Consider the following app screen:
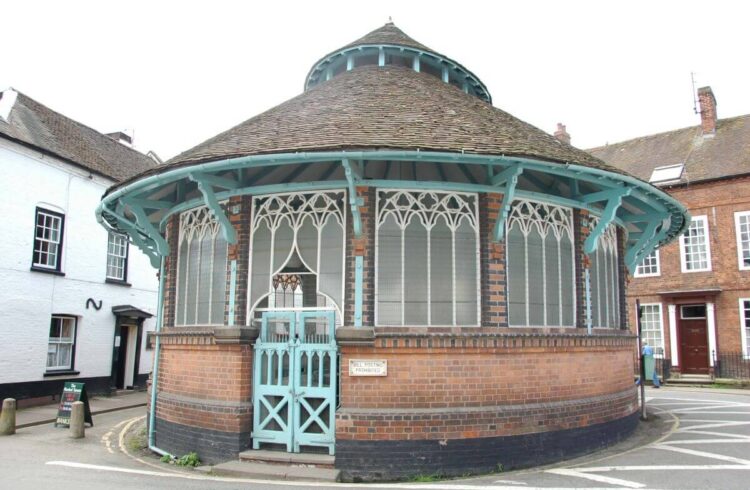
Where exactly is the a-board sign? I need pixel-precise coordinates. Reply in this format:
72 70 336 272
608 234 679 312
349 359 387 376
55 382 93 427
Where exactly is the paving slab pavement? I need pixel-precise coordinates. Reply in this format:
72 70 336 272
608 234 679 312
3 390 148 428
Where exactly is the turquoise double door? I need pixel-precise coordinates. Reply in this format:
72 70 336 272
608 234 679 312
252 310 338 455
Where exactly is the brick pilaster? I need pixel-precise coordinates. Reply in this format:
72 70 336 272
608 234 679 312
479 193 507 327
226 195 252 326
162 215 180 328
617 228 629 329
574 210 589 329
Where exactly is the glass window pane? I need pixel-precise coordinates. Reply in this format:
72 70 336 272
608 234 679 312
454 219 477 325
430 217 452 325
377 214 402 325
527 227 544 326
404 218 428 325
507 225 527 326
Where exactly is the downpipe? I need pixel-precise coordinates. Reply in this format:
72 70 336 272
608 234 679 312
148 257 172 457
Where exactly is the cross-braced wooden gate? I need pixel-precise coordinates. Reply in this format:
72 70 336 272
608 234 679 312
252 310 337 454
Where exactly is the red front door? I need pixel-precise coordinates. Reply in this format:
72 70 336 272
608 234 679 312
679 305 709 374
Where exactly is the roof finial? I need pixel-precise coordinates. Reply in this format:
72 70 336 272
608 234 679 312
387 16 393 24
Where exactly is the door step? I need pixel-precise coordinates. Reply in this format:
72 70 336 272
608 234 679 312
207 460 340 482
239 449 335 468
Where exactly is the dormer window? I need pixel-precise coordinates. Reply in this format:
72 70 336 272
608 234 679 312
649 164 684 184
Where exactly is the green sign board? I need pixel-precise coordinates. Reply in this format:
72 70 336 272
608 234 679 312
54 382 93 427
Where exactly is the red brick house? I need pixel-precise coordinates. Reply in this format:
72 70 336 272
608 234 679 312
589 87 750 378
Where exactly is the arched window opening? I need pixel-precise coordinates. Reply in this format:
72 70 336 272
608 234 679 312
175 206 228 326
248 191 346 326
506 200 575 327
375 190 479 326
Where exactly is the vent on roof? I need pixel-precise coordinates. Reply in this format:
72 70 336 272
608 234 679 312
649 163 684 183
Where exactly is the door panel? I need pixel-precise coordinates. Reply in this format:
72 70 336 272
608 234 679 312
680 318 709 374
252 310 337 454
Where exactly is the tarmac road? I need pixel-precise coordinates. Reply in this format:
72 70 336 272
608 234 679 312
1 387 748 489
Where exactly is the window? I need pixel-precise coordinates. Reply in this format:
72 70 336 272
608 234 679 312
735 211 750 270
376 190 479 326
106 232 129 282
635 248 660 277
175 206 229 326
47 316 76 371
639 304 664 355
740 299 750 358
32 207 64 272
506 200 576 327
589 219 621 328
680 304 706 319
248 191 346 325
680 216 711 272
649 163 684 184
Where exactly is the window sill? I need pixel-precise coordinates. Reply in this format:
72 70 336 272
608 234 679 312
105 278 131 287
43 370 79 377
30 266 65 277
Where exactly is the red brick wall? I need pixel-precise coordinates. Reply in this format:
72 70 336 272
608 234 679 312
344 187 375 326
628 175 750 358
155 334 253 434
337 331 636 441
226 195 251 326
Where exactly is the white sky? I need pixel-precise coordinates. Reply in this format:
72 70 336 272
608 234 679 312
2 0 748 161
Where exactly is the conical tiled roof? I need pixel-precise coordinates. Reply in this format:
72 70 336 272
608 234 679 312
341 22 433 52
160 65 617 175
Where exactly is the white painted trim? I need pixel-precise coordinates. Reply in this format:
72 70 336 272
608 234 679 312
734 211 750 271
680 215 712 273
739 298 750 359
707 302 717 367
639 303 665 354
668 304 679 365
634 248 661 277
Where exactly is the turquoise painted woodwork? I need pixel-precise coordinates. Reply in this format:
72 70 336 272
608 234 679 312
493 167 523 242
624 219 660 269
342 159 364 238
97 150 689 273
252 310 337 455
304 44 492 103
189 173 238 244
583 187 632 255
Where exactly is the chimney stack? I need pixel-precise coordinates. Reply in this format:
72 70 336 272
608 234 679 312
697 86 717 136
553 123 571 145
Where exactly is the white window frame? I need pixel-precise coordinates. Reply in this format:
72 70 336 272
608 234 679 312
106 231 129 281
374 189 481 327
47 315 76 371
639 303 665 355
740 298 750 359
680 215 712 273
32 207 64 271
735 211 750 271
634 248 661 277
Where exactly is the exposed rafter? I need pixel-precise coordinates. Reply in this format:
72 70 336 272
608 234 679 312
120 198 170 257
624 217 661 270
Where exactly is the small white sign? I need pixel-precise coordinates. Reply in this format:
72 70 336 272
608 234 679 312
349 359 387 377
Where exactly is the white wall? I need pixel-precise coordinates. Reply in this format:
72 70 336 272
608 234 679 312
0 139 158 384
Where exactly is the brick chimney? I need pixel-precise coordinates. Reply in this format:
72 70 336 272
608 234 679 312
697 86 717 136
553 123 571 145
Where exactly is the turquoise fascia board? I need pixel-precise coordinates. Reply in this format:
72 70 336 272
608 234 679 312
98 150 688 264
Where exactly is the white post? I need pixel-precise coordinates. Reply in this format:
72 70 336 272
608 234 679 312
70 401 85 439
668 304 679 366
0 398 16 435
707 302 717 367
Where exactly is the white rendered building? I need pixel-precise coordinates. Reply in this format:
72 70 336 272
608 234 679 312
0 88 159 404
